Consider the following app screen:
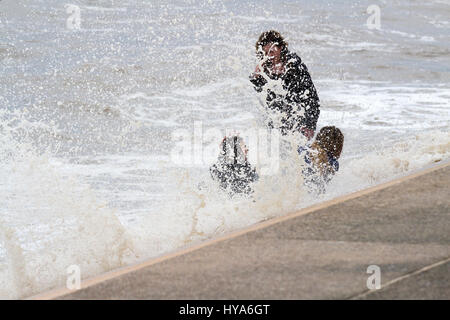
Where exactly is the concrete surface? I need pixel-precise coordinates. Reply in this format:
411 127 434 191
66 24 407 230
37 162 450 299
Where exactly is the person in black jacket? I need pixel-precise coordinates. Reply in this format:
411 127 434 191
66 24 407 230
210 136 259 197
250 30 320 140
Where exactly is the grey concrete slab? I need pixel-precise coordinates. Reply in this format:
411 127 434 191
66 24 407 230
49 163 450 299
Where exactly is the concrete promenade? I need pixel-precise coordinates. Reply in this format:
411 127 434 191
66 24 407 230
34 161 450 299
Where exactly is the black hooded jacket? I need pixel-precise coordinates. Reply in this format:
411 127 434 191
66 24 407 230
250 52 320 136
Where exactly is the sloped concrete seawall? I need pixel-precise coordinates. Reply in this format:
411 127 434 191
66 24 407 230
33 161 450 300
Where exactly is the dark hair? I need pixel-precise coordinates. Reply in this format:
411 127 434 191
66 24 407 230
315 126 344 159
255 30 289 62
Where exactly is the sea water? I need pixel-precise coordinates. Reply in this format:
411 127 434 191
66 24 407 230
0 0 449 298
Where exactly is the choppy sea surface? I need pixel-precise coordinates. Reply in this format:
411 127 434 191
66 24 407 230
0 0 449 298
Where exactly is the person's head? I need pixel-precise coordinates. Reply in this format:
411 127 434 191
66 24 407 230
314 126 344 159
255 30 288 63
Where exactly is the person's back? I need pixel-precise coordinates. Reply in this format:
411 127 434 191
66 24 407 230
210 136 259 197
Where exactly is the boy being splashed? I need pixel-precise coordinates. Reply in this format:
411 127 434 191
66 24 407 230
210 136 259 197
250 30 321 140
298 126 344 195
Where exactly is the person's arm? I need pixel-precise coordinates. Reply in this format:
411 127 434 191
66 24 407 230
249 65 267 92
